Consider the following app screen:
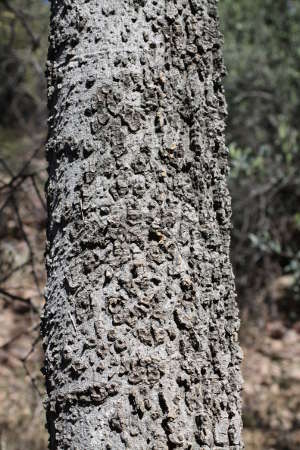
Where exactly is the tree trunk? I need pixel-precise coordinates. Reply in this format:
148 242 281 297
42 0 243 448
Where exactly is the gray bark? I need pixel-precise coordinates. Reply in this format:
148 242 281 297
42 0 243 449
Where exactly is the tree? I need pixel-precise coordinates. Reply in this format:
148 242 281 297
42 0 243 448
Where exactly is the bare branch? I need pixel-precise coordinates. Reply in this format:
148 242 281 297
0 287 38 313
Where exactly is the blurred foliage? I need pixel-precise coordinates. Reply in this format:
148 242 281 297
0 0 49 170
0 2 49 450
220 0 300 322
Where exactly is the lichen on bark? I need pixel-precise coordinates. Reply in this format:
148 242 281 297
42 0 243 448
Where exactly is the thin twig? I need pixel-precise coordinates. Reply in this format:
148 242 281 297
2 0 40 50
31 174 47 211
0 287 38 313
0 146 43 193
11 195 43 302
0 259 30 283
0 157 14 177
0 322 39 350
22 358 43 398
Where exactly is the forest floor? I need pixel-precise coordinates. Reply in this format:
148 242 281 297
242 325 300 449
0 161 300 449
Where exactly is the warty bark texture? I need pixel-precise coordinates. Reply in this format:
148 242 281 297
42 0 243 449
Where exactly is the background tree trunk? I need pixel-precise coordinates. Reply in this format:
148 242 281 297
42 0 243 448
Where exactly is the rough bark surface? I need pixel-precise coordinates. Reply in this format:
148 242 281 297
42 0 243 448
